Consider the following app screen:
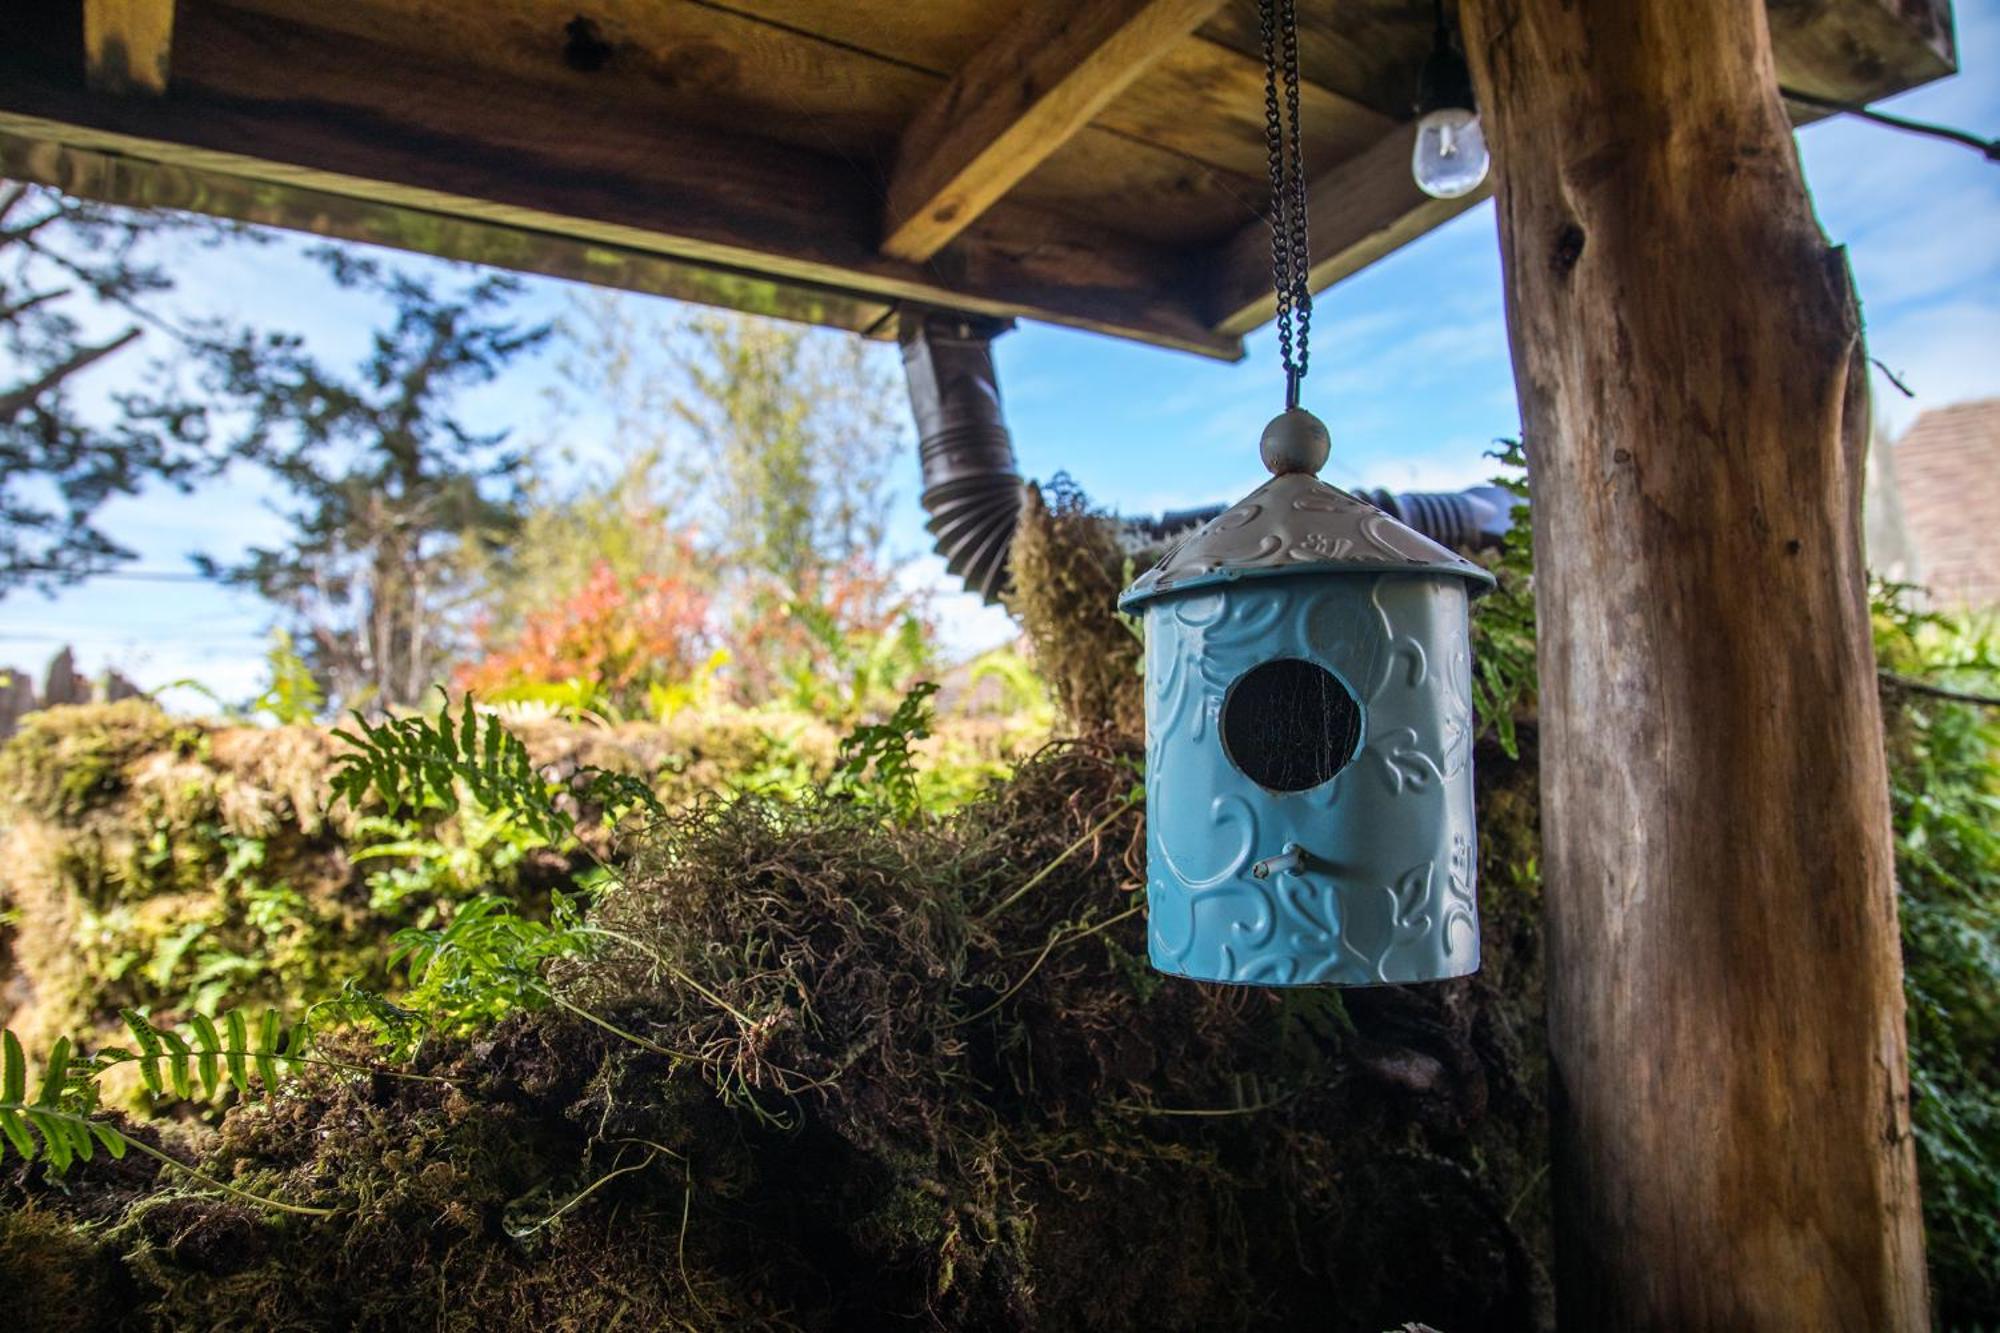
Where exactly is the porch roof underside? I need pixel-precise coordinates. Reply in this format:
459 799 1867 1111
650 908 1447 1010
1 0 1958 358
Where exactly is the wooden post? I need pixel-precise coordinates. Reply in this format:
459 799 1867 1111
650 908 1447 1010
1457 1 1929 1327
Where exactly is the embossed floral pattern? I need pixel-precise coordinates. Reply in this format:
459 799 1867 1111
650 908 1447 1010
1121 471 1492 608
1139 574 1481 987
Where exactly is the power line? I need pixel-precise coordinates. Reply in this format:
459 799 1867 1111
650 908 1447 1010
1782 86 2000 162
15 567 213 583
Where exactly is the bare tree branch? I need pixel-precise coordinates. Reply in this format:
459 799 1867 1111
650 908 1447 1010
0 287 72 324
1879 670 2000 709
0 325 143 420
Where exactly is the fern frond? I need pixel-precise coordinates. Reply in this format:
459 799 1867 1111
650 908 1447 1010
224 1010 252 1092
189 1014 222 1098
827 681 940 820
579 767 666 821
116 1006 297 1103
331 692 571 844
2 1025 346 1216
3 1029 112 1173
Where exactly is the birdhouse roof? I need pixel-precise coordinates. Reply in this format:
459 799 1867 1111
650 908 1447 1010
1118 470 1498 608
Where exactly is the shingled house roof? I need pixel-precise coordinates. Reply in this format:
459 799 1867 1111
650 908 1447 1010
1895 397 2000 611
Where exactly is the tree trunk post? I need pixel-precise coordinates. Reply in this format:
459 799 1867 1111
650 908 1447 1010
1456 1 1929 1327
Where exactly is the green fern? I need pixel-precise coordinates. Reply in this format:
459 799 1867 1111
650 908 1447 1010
389 893 596 1034
1 1013 333 1215
110 1007 303 1102
827 681 940 820
333 693 570 843
0 1032 119 1172
332 692 664 848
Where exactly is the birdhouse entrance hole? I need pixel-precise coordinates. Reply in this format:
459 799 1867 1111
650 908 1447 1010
1220 658 1362 793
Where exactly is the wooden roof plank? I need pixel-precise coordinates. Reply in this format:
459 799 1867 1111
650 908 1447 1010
0 127 899 336
0 6 1242 358
709 0 1390 181
1205 123 1486 336
221 0 1262 250
882 0 1229 262
83 0 175 96
8 0 1961 356
1766 0 1956 102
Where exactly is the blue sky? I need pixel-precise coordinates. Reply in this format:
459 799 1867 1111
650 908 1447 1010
7 3 1998 700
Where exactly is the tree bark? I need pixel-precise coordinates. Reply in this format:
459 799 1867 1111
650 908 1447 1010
1456 1 1929 1327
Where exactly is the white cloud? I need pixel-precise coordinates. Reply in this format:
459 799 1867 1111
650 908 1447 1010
899 553 1018 660
1349 451 1509 494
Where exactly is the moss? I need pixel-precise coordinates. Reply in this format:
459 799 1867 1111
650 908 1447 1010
0 704 1038 1084
5 740 1548 1331
0 1203 126 1333
1006 480 1144 740
0 701 181 821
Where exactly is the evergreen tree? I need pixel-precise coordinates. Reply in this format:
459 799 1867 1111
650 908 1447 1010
198 256 549 709
0 181 237 594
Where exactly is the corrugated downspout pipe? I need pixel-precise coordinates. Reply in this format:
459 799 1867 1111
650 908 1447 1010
1356 484 1522 551
1116 487 1520 554
900 307 1523 602
900 309 1023 605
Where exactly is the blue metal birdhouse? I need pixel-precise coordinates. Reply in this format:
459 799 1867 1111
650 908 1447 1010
1118 410 1496 987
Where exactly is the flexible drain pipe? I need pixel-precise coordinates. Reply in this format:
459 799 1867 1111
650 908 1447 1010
900 308 1522 603
899 309 1024 605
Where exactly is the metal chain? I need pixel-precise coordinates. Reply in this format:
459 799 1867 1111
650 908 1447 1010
1260 0 1310 409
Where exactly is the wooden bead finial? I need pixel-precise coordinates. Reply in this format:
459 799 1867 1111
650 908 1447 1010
1260 408 1330 476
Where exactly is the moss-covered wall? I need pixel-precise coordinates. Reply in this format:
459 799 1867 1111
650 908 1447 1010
1 734 1552 1332
0 701 1029 1063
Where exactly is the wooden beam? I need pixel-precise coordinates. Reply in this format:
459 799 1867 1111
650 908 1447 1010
1201 0 1956 339
82 0 174 96
0 5 1240 360
1460 0 1928 1327
1767 0 1956 102
882 0 1226 263
1204 124 1488 337
696 3 1393 184
0 129 896 337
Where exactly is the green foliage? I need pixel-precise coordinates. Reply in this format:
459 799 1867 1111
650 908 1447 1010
332 692 663 850
666 308 903 592
333 693 572 844
0 698 179 818
1 1008 329 1215
0 184 248 593
1873 585 2000 1321
352 804 545 919
193 257 550 709
1469 440 1536 758
1 1030 124 1172
965 647 1055 721
247 629 325 724
384 893 596 1043
826 681 940 821
776 597 935 722
3 1009 348 1220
